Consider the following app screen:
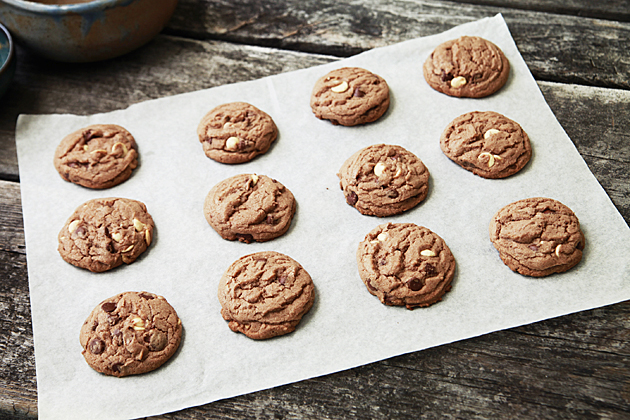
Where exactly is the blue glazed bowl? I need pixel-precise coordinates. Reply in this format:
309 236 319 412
0 21 15 98
0 0 178 62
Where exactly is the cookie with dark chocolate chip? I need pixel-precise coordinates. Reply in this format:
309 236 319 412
310 67 390 126
197 102 278 164
489 197 585 277
423 36 510 98
440 111 531 178
58 197 154 272
357 223 456 309
218 251 315 340
204 174 296 243
80 291 182 377
338 144 429 217
53 124 138 189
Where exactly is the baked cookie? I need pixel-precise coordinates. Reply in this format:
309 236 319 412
357 223 455 309
58 197 154 272
54 124 138 189
440 111 531 178
197 102 278 164
423 36 510 98
80 291 182 377
310 67 390 126
489 197 585 277
204 174 296 243
218 251 315 339
338 144 429 217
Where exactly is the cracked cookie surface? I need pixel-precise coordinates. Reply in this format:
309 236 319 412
58 197 154 272
310 67 390 126
423 36 510 98
218 251 315 340
197 102 278 164
338 144 429 217
54 124 138 189
357 223 456 309
489 197 585 277
204 174 296 243
440 111 531 178
80 291 182 377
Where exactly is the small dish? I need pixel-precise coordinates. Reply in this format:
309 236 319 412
0 21 15 98
0 0 178 62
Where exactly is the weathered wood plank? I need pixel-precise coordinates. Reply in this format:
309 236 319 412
166 0 630 89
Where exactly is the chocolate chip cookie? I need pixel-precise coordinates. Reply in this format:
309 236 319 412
338 144 430 217
489 197 585 277
54 124 138 189
218 251 315 340
80 291 182 377
440 111 531 178
58 197 154 272
310 67 390 126
423 36 510 98
357 223 456 309
197 102 278 164
204 174 296 243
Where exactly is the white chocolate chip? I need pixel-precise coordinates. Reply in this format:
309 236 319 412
131 317 145 331
374 162 387 177
223 122 233 129
90 149 108 155
376 233 388 242
68 220 80 234
225 136 240 151
393 167 402 178
111 232 123 243
83 145 89 152
478 152 495 168
133 218 145 232
555 244 562 257
111 142 129 157
122 245 134 253
145 229 152 247
251 174 259 185
484 129 501 139
420 249 436 257
450 76 467 88
331 80 349 93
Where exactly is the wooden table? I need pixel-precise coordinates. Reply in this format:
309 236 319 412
1 1 629 418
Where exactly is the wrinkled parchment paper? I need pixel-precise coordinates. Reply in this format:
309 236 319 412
16 15 630 419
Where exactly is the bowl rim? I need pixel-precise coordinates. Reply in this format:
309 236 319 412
0 0 136 14
0 22 14 76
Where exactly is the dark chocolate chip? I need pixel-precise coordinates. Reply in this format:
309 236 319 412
89 338 105 354
83 129 95 142
266 214 274 225
387 189 399 199
346 191 358 206
111 363 123 373
101 302 117 312
139 293 154 300
440 70 454 82
236 233 254 243
278 274 287 285
407 278 424 291
423 263 437 277
353 87 365 97
73 226 87 239
107 315 119 326
542 209 555 214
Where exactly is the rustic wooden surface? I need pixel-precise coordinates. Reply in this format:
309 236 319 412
1 0 629 418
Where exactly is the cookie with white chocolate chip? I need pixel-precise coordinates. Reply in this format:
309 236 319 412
423 36 510 98
58 197 154 272
440 111 531 178
204 174 296 243
338 144 429 217
356 223 456 309
197 102 278 164
53 124 138 189
489 197 585 277
80 291 182 377
218 251 315 340
310 67 390 126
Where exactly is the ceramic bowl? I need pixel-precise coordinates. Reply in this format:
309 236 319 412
0 0 178 62
0 22 15 98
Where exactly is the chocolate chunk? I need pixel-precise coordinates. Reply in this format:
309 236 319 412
236 233 254 243
346 191 358 206
89 338 105 354
139 293 154 300
387 189 399 199
111 363 123 373
101 302 117 312
407 278 424 291
423 263 437 277
266 214 274 225
353 87 365 97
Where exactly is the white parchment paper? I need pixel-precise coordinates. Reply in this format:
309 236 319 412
16 15 630 419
